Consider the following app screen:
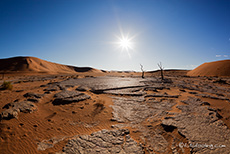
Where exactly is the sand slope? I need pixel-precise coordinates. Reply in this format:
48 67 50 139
0 56 102 74
187 60 230 77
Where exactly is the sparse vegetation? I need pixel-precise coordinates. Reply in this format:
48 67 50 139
1 81 13 90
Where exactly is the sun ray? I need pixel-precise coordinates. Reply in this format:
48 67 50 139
116 33 134 52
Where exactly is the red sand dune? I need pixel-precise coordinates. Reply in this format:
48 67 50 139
0 56 102 74
187 60 230 77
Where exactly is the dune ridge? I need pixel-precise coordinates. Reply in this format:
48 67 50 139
0 56 102 74
187 60 230 77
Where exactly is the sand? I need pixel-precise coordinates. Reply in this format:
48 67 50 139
0 56 102 74
0 78 117 154
0 57 230 154
187 60 230 77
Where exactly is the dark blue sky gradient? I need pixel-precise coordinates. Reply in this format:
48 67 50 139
0 0 229 71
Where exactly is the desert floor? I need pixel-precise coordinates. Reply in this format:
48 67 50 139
0 71 230 154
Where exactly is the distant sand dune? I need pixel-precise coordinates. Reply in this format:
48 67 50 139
0 56 102 74
187 60 230 77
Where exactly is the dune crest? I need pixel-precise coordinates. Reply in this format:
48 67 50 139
187 60 230 77
0 56 102 74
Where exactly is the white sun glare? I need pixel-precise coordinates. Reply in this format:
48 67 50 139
118 37 132 51
115 34 135 52
109 25 138 58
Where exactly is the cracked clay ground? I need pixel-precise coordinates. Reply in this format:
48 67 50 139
0 74 230 154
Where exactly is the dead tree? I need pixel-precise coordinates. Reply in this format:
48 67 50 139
157 62 164 80
140 64 145 78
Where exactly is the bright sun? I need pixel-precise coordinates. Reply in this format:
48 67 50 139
112 29 137 58
116 36 134 51
119 38 132 50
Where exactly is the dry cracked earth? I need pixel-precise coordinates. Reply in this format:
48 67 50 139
0 75 230 154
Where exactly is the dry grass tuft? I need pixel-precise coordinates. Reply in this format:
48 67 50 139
1 81 13 90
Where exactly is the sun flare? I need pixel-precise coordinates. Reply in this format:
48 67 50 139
116 35 134 52
119 37 132 50
112 28 137 58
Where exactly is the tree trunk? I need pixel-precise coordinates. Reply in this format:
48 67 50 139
142 72 144 78
160 69 164 80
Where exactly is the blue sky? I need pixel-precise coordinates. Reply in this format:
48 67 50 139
0 0 229 71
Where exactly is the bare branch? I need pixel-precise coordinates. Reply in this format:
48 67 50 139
157 62 164 70
140 64 145 78
157 62 164 80
140 64 144 71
